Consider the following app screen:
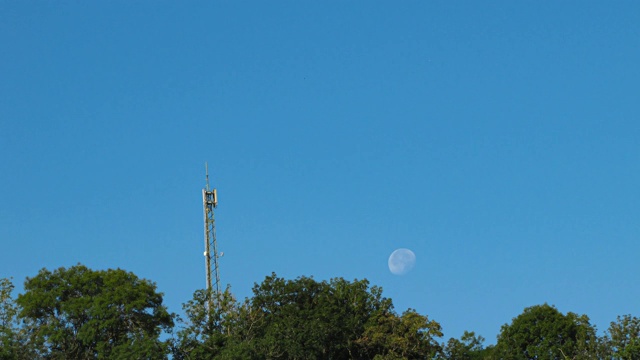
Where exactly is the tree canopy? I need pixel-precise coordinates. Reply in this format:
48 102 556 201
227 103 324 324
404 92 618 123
492 303 599 360
1 277 23 360
15 265 173 359
605 315 640 360
440 331 490 360
174 273 442 360
2 266 640 359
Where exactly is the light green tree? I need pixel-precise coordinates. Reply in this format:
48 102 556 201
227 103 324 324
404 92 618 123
605 315 640 360
1 277 21 360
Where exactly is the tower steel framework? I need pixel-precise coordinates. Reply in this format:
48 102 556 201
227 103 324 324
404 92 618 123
202 163 221 301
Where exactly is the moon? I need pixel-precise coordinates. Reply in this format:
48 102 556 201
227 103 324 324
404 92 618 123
388 248 416 275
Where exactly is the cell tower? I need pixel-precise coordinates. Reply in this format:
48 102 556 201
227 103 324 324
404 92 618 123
202 163 221 302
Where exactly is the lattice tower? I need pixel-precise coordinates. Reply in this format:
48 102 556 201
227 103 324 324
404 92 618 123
202 163 221 301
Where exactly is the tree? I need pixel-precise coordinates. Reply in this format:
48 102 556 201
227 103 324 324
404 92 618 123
174 273 443 359
0 278 16 357
493 304 599 360
605 315 640 360
250 273 442 359
172 287 249 359
441 331 491 360
0 277 23 360
17 264 174 359
357 308 442 359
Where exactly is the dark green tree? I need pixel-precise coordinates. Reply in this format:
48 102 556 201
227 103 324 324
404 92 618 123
605 315 640 360
174 273 442 359
493 304 599 360
17 264 174 359
250 273 442 359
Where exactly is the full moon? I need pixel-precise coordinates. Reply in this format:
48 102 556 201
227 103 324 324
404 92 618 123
388 248 416 275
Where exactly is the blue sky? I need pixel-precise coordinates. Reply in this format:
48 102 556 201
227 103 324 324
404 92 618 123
1 1 639 343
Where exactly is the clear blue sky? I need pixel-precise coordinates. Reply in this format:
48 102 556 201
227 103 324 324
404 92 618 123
2 1 639 344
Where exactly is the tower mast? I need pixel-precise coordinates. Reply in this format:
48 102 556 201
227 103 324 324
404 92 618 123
202 163 221 302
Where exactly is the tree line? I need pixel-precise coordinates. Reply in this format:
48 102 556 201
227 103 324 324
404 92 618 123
1 264 639 359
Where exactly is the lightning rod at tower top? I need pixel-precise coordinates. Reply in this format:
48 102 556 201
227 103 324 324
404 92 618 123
202 162 221 302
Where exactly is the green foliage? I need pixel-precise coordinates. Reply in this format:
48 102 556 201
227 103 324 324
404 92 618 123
357 308 442 359
605 314 640 360
441 331 490 360
8 265 640 359
16 264 174 359
0 278 17 329
0 277 20 360
250 274 442 359
172 287 246 359
174 273 442 359
494 304 599 360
